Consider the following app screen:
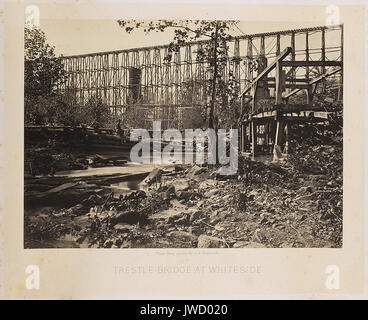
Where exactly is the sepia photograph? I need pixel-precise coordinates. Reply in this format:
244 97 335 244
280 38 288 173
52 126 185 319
23 18 343 249
2 0 367 300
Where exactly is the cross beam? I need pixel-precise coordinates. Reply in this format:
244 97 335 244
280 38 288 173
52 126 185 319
239 47 292 98
282 68 342 99
281 61 342 67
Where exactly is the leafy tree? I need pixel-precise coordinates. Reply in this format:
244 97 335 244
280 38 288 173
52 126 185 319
24 26 66 124
117 20 241 129
83 95 115 128
24 27 66 99
24 27 115 128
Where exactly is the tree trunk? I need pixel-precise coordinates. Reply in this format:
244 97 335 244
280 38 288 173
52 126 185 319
208 22 219 129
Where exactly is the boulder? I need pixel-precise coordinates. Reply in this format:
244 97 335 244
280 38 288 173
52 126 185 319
120 241 133 248
204 188 220 198
189 209 201 223
298 186 314 193
233 241 267 248
149 208 184 222
176 190 195 200
172 178 190 192
186 165 204 178
197 235 226 248
174 214 190 225
188 226 202 236
141 168 163 186
165 185 175 196
110 211 146 225
168 231 198 242
114 223 134 232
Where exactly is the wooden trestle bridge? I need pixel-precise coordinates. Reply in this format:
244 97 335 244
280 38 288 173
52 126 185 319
59 24 343 157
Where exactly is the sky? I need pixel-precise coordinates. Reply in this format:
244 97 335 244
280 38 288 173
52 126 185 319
39 19 329 57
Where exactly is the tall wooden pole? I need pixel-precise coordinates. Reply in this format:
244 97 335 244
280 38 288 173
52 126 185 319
208 22 219 129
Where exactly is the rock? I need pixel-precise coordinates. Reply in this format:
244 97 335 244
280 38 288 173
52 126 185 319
299 186 314 193
189 209 201 223
81 194 102 207
209 211 220 222
252 229 265 243
128 190 146 199
247 190 259 201
233 241 267 248
188 226 202 236
103 239 113 248
168 231 198 242
232 241 248 248
210 204 220 210
204 188 220 198
174 165 185 172
141 168 163 186
120 241 133 248
174 214 189 225
114 223 134 231
260 216 268 224
280 242 293 248
176 190 194 200
199 179 217 189
66 204 89 216
165 185 175 197
196 200 205 208
197 235 226 248
110 211 146 225
172 178 190 192
214 168 237 180
214 224 225 231
149 208 184 222
186 165 204 177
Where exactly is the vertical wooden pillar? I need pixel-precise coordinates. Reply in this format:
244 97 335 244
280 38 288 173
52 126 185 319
274 119 284 146
321 28 326 75
247 38 253 81
251 120 256 159
275 61 283 105
305 86 313 105
291 31 296 81
241 123 247 152
305 32 309 81
264 122 269 151
273 118 285 161
252 83 258 113
260 36 265 56
276 34 280 56
284 122 290 154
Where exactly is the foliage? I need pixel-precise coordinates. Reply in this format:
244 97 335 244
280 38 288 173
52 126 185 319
25 91 115 128
24 27 116 129
117 20 242 129
181 104 207 129
288 122 343 176
24 215 70 242
122 105 151 129
24 27 66 100
83 95 115 128
288 75 343 113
